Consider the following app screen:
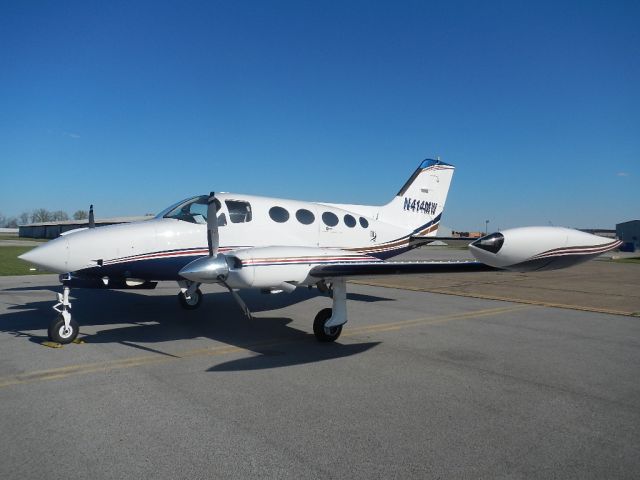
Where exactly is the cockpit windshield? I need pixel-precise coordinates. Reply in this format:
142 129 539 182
157 195 217 224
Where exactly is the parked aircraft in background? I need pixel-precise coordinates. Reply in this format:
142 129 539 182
20 159 621 344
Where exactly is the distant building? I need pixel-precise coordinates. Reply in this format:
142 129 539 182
452 231 484 239
19 216 154 239
579 228 616 238
616 220 640 252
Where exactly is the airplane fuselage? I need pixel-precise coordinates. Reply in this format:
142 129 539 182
26 192 442 282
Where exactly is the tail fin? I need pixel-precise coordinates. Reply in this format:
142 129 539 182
378 159 455 236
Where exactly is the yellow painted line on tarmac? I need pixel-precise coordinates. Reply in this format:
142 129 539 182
0 343 269 389
345 304 529 335
350 280 635 317
0 304 528 390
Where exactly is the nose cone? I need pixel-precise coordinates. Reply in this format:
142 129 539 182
19 237 69 273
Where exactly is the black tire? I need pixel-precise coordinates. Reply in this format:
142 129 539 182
48 315 79 344
178 288 203 310
313 308 342 342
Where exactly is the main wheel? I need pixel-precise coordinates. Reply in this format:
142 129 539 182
178 288 203 310
48 315 79 344
313 308 342 342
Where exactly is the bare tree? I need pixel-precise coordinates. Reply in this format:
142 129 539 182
31 208 52 223
0 212 5 227
51 210 69 221
18 212 29 225
73 210 89 220
5 217 18 228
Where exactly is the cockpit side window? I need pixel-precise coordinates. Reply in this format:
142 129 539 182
225 200 252 223
161 195 223 225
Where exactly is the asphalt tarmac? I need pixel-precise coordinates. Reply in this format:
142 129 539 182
1 268 639 479
357 248 640 316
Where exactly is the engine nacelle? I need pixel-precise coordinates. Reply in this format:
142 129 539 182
226 246 376 290
469 226 621 272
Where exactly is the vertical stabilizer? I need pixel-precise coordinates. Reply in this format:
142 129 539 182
378 159 454 236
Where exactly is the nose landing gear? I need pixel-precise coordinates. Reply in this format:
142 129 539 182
49 285 79 344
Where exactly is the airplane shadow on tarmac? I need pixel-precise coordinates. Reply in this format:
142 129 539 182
1 285 389 370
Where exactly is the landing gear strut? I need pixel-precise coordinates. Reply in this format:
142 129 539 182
178 281 203 310
313 278 347 342
49 285 79 344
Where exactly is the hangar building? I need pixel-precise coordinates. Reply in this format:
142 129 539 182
616 220 640 251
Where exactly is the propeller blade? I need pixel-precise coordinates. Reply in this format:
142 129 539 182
207 192 219 257
219 278 252 320
88 205 95 229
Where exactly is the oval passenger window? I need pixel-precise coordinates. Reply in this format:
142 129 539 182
269 206 290 223
322 212 339 227
344 214 356 228
296 209 315 225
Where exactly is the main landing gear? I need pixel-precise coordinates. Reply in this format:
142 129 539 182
175 278 348 343
44 277 348 345
48 285 79 344
313 278 347 342
177 280 203 310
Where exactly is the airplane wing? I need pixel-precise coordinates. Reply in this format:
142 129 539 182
310 260 499 278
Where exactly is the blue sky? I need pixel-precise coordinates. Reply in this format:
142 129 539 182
1 0 638 230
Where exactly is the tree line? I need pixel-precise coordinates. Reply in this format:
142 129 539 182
0 209 89 228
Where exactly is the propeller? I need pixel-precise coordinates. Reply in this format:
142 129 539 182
220 281 253 319
179 192 252 319
207 192 219 256
88 205 95 229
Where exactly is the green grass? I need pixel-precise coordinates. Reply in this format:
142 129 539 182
0 246 52 275
613 256 640 264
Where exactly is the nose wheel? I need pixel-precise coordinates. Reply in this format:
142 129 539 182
49 315 79 344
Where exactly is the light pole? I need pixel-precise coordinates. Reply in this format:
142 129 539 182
485 220 489 234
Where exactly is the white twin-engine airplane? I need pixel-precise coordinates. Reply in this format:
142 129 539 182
20 159 621 345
